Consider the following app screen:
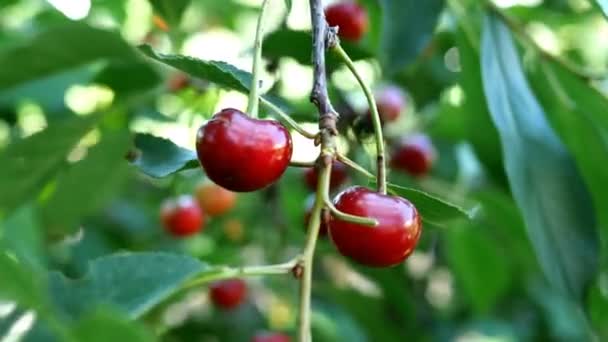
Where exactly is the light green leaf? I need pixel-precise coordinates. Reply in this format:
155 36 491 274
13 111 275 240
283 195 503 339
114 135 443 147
49 252 209 318
72 309 156 342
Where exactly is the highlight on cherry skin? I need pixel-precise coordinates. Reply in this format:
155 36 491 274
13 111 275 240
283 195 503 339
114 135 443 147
324 1 368 42
160 195 205 237
196 108 293 192
328 186 422 267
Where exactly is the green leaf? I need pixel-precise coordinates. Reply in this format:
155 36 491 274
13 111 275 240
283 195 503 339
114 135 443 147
0 23 139 90
0 252 46 310
131 133 199 178
49 252 209 318
263 29 373 68
378 0 444 73
0 206 45 269
528 60 608 254
94 61 161 100
445 221 511 313
139 45 252 93
385 182 473 225
480 15 599 300
72 310 156 342
41 132 131 236
149 0 190 27
0 114 102 212
592 0 608 19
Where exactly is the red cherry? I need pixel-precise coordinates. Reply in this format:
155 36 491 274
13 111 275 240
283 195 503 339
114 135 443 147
329 186 421 267
303 161 348 191
160 196 205 237
375 86 406 123
251 332 291 342
209 279 247 309
196 108 293 192
325 2 368 42
304 195 328 237
390 133 436 177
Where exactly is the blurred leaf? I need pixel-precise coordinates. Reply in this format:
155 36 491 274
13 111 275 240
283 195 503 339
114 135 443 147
481 15 599 300
0 206 45 269
139 45 252 93
263 29 373 68
49 252 209 318
0 23 139 90
528 59 608 244
378 0 444 73
385 182 473 225
131 133 199 178
149 0 190 28
72 309 156 342
0 114 102 213
42 131 131 236
94 61 161 100
592 0 608 19
445 221 511 313
0 252 46 310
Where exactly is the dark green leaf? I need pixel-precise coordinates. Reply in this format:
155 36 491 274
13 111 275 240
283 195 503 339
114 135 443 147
49 252 208 318
0 114 102 212
149 0 190 27
378 0 444 73
528 59 608 251
72 310 156 342
592 0 608 19
139 45 252 93
0 23 139 90
41 132 131 236
445 221 511 313
131 133 198 178
480 15 599 300
94 61 161 99
385 182 473 225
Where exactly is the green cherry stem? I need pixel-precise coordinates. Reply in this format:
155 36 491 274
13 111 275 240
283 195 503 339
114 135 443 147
289 160 317 168
246 0 270 118
332 44 387 194
336 153 375 179
260 97 318 139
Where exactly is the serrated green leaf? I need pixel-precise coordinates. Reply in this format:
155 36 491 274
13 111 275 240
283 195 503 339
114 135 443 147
149 0 190 27
385 182 473 225
139 45 252 93
131 133 199 178
41 132 131 236
0 114 102 212
49 252 209 318
378 0 444 73
0 23 139 90
481 15 599 300
72 310 156 342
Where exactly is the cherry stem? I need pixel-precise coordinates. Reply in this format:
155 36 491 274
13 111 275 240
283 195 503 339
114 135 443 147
246 0 270 118
336 153 375 179
323 196 378 227
182 259 299 290
260 97 318 139
332 44 387 194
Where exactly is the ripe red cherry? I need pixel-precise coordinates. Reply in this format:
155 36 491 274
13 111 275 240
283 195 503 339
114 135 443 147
325 2 368 42
196 108 293 192
375 86 406 123
329 186 421 267
304 195 328 237
209 279 247 309
303 161 348 191
390 133 436 177
251 332 291 342
160 196 205 237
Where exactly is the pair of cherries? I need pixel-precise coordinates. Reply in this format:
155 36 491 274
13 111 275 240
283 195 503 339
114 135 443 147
195 107 421 267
